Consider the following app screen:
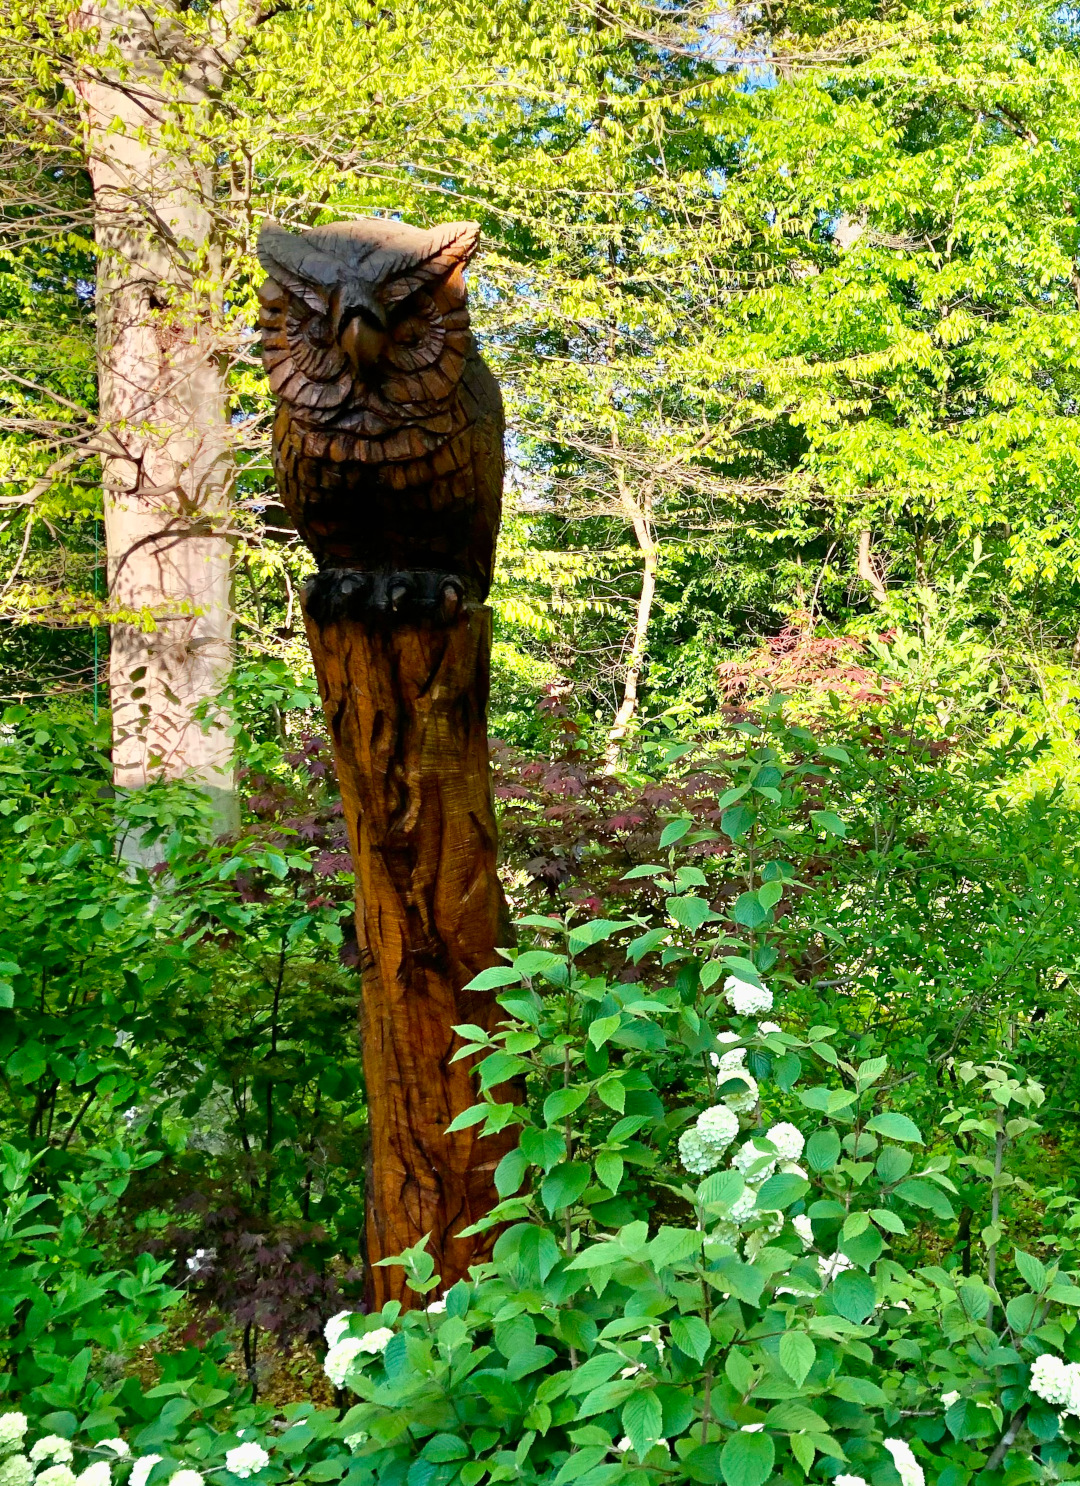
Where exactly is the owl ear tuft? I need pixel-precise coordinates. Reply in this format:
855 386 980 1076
378 221 482 305
257 220 342 312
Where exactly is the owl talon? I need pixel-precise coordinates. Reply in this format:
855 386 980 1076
304 568 469 627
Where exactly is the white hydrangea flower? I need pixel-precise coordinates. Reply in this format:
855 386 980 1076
835 1476 868 1486
343 1434 367 1451
793 1214 814 1249
168 1471 203 1486
679 1127 718 1176
941 1390 959 1409
697 1104 739 1155
725 977 773 1017
167 1462 203 1486
740 1424 764 1433
744 1212 784 1259
129 1458 162 1486
0 1419 26 1454
225 1444 270 1478
721 1073 758 1114
35 1470 75 1486
766 1122 804 1161
426 1297 447 1314
620 1363 646 1378
0 1456 31 1486
77 1463 110 1486
758 1022 781 1036
1029 1354 1080 1413
732 1140 776 1184
323 1310 353 1349
710 1034 747 1077
30 1441 73 1467
779 1160 808 1180
729 1186 758 1223
96 1445 127 1460
883 1440 923 1486
324 1337 368 1386
818 1251 854 1282
616 1439 633 1454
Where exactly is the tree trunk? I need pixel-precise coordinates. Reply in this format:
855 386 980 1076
605 479 656 770
303 598 518 1306
856 528 888 606
75 0 238 838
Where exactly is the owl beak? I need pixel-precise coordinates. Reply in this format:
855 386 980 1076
340 313 386 373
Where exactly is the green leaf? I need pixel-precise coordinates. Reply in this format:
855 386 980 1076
659 818 692 847
710 1256 764 1305
568 920 634 952
541 1161 591 1214
830 1269 876 1323
595 1152 624 1193
445 1104 489 1132
864 1113 923 1144
667 895 713 929
622 864 669 880
839 1224 883 1270
543 1086 589 1126
466 966 523 990
756 1173 809 1210
720 1429 774 1486
810 810 847 837
514 950 566 979
621 1390 663 1459
506 1344 557 1381
520 1126 567 1171
733 892 768 929
1014 1249 1048 1293
422 1436 469 1462
494 1147 529 1197
778 1333 815 1387
895 1178 955 1220
805 1128 841 1172
670 1315 711 1362
588 1014 622 1049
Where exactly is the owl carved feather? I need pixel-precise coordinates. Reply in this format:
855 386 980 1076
257 216 503 623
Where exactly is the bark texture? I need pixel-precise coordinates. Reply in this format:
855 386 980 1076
605 476 656 769
76 0 240 834
303 599 517 1305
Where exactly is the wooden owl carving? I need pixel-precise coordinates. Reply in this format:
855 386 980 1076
256 216 504 623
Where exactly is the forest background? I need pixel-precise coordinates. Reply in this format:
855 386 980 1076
3 0 1080 1480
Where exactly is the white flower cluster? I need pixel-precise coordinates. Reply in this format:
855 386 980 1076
128 1463 203 1486
30 1444 72 1468
766 1122 804 1162
883 1439 924 1486
678 1103 739 1175
724 976 773 1018
835 1476 868 1486
1030 1353 1080 1414
225 1444 269 1479
129 1459 161 1486
0 1421 26 1456
324 1310 353 1348
324 1326 395 1387
0 1459 31 1486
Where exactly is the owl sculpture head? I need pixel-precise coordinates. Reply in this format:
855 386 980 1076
256 217 480 424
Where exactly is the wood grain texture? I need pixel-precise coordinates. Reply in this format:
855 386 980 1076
303 598 518 1306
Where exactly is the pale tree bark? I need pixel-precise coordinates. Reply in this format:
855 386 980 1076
856 527 888 605
605 470 657 770
73 0 248 836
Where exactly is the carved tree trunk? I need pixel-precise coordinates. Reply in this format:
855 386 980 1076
303 599 517 1305
75 0 239 840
